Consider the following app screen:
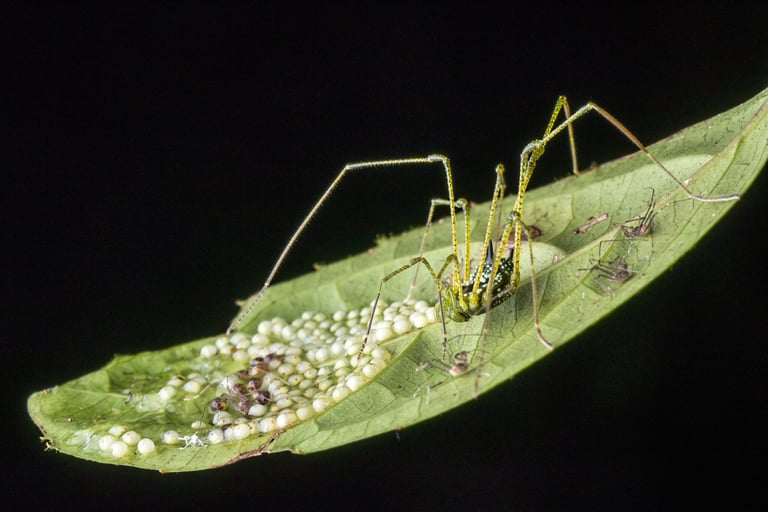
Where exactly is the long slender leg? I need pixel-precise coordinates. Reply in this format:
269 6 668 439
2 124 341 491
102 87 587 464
405 197 471 303
540 97 740 202
361 253 458 361
227 154 460 334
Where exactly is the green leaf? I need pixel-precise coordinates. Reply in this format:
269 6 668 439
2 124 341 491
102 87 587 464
28 87 768 472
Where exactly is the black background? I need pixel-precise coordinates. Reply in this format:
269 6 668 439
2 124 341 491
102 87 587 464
5 2 768 510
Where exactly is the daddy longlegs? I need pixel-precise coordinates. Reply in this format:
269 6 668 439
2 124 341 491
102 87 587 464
617 187 658 239
227 96 739 394
413 350 472 405
581 239 637 296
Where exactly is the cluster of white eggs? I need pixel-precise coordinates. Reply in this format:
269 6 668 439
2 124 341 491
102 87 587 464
85 299 437 459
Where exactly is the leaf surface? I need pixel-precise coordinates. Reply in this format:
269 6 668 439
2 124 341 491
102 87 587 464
28 87 768 471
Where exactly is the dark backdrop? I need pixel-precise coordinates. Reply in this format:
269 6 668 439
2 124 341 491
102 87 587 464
6 3 767 510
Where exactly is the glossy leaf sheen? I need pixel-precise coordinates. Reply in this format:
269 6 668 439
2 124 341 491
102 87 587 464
28 88 768 471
